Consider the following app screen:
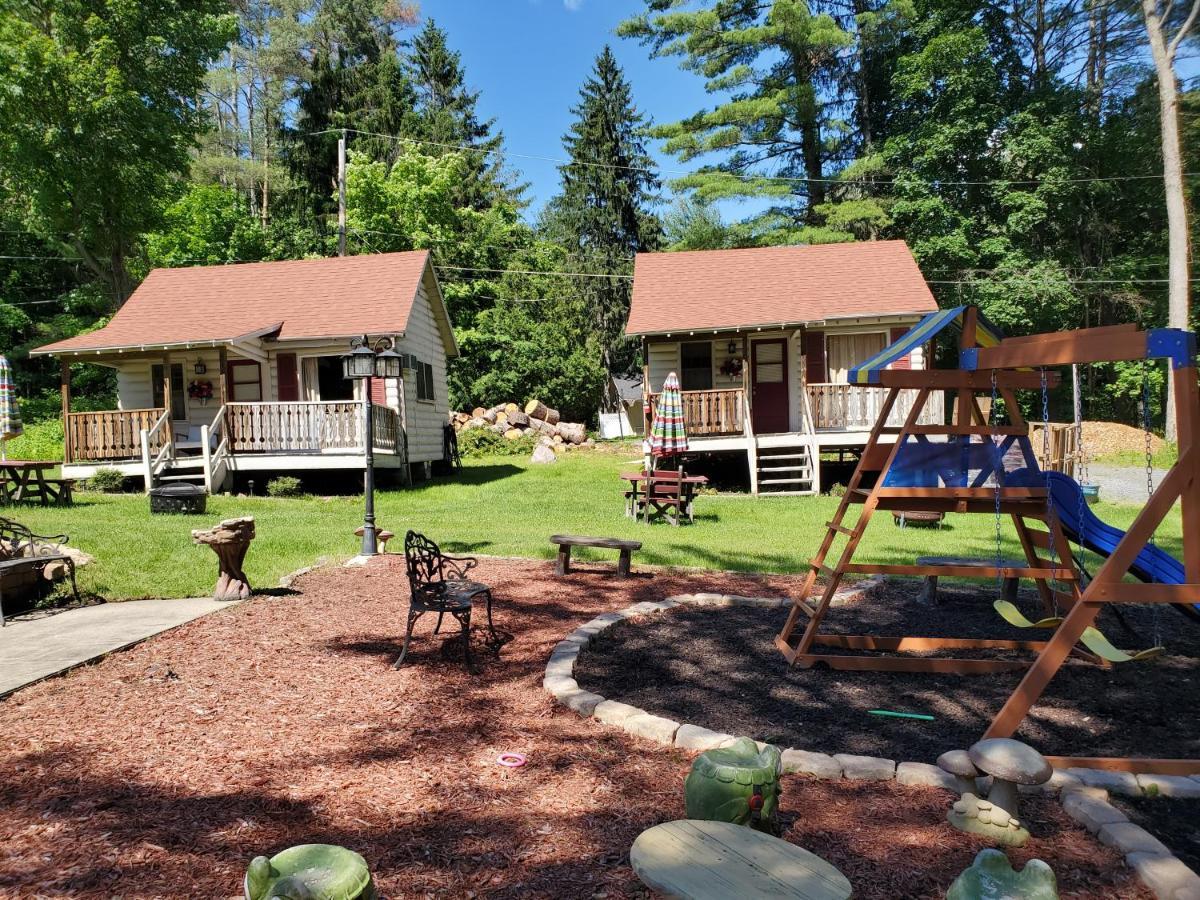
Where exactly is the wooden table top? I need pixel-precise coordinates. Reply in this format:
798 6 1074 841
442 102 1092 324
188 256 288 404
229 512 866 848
630 820 852 900
620 471 709 484
0 460 56 470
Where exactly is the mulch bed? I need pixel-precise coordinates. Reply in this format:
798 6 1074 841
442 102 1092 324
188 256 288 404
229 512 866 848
1112 795 1200 874
0 561 1151 898
575 580 1200 762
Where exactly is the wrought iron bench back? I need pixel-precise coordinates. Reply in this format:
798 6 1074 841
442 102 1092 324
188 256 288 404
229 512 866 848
404 530 477 602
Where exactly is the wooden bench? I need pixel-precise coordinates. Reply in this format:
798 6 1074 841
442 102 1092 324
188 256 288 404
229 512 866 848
630 819 851 900
915 555 1024 604
550 534 642 578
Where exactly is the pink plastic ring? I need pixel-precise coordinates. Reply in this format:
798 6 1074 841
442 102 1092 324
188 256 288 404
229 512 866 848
496 752 527 768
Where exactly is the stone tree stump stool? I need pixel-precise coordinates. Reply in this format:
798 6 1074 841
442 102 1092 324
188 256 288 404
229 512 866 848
192 516 255 601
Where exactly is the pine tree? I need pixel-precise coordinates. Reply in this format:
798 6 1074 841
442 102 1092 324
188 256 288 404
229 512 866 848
406 19 509 210
550 46 661 373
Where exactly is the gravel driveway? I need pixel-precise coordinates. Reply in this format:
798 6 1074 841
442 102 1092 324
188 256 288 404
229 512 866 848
1084 463 1169 505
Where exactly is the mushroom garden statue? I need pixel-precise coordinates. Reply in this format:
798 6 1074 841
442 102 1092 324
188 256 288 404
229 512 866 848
192 516 256 601
943 738 1052 847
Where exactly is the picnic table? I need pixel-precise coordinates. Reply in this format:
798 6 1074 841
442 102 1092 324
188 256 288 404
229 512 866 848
630 819 852 900
0 460 73 506
621 471 708 521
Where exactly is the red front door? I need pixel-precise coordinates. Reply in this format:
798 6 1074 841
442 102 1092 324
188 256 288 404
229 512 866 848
751 339 789 433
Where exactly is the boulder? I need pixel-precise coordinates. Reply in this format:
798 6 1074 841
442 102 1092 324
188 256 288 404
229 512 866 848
531 444 557 464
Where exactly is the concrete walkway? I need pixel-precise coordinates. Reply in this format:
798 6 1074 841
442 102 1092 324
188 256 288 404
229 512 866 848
0 596 242 698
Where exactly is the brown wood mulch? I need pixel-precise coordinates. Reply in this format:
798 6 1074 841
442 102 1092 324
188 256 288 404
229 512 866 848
0 560 1148 899
576 581 1200 763
1112 794 1200 875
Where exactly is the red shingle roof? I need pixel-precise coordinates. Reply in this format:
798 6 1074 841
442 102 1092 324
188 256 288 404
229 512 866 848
33 252 437 354
625 241 937 336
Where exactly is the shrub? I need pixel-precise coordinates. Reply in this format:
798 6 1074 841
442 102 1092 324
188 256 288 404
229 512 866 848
267 475 303 497
86 467 126 493
457 428 539 458
3 419 64 462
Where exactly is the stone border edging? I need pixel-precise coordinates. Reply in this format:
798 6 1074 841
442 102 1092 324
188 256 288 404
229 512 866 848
542 592 1200 900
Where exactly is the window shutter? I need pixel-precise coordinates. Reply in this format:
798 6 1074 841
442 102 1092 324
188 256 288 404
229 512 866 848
277 353 299 401
804 331 826 383
889 327 911 370
370 376 387 405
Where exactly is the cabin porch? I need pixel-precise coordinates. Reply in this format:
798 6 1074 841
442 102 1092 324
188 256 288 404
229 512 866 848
56 345 406 492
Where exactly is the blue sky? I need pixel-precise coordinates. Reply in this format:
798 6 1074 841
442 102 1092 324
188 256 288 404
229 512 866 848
416 0 717 218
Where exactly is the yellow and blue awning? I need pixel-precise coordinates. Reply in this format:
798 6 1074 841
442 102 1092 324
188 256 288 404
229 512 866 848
848 306 1004 385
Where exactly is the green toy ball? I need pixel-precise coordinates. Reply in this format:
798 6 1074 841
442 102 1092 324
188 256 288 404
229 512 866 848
244 844 377 900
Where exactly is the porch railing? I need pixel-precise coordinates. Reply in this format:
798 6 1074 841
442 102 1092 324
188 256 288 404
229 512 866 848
807 384 944 430
65 408 166 463
371 404 402 452
226 401 402 453
140 409 174 492
648 388 745 437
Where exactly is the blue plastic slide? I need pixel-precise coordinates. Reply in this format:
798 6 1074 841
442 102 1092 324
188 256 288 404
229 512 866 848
1012 470 1186 586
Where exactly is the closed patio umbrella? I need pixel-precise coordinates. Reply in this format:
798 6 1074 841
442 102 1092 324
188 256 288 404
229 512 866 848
0 355 22 461
649 371 688 464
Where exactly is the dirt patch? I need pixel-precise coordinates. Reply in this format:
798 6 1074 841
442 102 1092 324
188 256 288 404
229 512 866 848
1112 795 1200 874
575 581 1200 762
0 561 1150 898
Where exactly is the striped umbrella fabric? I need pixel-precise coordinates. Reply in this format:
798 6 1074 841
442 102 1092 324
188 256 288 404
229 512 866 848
0 356 23 459
649 371 688 458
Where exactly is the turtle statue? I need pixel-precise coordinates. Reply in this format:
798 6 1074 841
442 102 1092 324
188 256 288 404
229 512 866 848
684 736 782 834
946 849 1059 900
244 845 377 900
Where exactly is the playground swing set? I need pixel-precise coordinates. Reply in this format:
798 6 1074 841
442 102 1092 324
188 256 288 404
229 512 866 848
775 306 1200 775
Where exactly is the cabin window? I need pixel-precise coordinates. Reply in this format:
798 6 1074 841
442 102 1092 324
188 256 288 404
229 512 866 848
416 361 435 402
227 360 263 402
826 332 887 383
151 364 186 420
679 341 713 391
314 356 354 401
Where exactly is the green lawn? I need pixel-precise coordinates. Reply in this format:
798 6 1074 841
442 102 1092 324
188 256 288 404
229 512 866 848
13 451 1185 600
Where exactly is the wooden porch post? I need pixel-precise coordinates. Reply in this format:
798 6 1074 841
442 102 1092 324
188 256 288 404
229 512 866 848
218 346 229 406
60 358 71 464
160 352 172 416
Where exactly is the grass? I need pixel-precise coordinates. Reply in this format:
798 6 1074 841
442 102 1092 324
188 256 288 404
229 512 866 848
12 451 1186 600
1092 442 1178 469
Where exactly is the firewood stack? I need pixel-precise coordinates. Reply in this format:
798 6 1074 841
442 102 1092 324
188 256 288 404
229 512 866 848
449 398 593 451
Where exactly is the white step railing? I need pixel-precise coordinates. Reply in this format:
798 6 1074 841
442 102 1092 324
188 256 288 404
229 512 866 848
139 409 174 493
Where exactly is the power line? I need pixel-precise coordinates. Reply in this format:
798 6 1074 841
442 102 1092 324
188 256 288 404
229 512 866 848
348 227 638 263
434 264 632 279
315 126 1200 188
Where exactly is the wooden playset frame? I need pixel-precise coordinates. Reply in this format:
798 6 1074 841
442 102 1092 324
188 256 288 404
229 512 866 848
775 307 1200 775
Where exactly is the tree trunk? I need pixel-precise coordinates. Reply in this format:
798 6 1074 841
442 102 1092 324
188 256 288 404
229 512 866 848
1141 0 1198 441
525 400 561 425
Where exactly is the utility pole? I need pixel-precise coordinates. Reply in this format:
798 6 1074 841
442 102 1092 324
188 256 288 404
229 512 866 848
337 130 347 257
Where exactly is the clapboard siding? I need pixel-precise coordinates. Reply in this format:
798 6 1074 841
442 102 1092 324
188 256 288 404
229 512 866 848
394 271 452 463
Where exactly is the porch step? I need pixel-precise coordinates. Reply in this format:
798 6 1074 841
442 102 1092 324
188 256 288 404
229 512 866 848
755 441 816 495
158 473 206 483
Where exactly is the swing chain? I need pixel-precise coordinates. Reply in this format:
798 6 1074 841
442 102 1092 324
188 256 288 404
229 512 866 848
1142 361 1157 549
1040 368 1060 600
991 370 1003 597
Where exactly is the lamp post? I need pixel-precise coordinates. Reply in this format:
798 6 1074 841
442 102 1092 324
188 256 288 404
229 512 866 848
342 335 404 556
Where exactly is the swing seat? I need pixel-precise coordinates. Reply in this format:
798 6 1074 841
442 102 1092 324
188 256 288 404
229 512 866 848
993 600 1062 629
993 601 1164 662
1078 627 1165 663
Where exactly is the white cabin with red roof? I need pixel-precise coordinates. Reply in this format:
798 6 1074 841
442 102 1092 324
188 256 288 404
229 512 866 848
32 252 456 491
626 241 943 494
